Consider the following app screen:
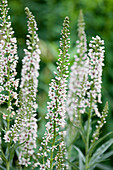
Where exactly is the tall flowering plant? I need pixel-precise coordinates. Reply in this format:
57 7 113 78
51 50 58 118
0 1 40 169
66 10 113 170
33 16 70 170
10 7 41 167
0 1 113 170
0 0 19 169
66 10 89 161
4 7 40 168
67 10 88 120
0 0 18 125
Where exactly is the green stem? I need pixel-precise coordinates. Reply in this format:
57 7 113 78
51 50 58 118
50 119 56 170
6 161 10 170
78 108 86 143
85 99 93 170
50 151 53 170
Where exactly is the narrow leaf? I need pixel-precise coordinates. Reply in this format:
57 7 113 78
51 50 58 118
9 141 26 161
89 150 113 168
88 131 113 157
100 151 113 161
73 145 85 162
73 125 86 143
89 138 113 166
0 165 6 170
64 158 79 170
96 163 113 170
0 150 7 163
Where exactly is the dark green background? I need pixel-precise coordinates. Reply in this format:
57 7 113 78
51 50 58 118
7 0 113 168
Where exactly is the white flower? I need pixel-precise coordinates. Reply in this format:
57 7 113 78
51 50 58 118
37 16 70 169
4 131 11 143
11 111 15 118
46 159 50 168
88 35 105 116
10 7 40 167
12 92 18 99
66 10 88 122
0 0 19 117
3 114 7 120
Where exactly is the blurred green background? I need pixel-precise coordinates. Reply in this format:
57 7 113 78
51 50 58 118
7 0 113 168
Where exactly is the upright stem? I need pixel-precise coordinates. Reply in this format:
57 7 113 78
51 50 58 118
50 95 58 169
50 119 56 170
6 77 11 170
85 99 92 170
50 151 53 170
6 162 10 170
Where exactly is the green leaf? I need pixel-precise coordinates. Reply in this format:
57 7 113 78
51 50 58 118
73 145 85 162
79 153 85 170
64 158 79 170
89 138 113 167
73 145 85 169
88 131 113 157
9 141 26 161
9 149 15 161
99 150 113 161
0 165 6 170
73 125 86 144
96 163 113 170
0 150 8 163
89 151 113 169
84 120 92 136
15 148 19 158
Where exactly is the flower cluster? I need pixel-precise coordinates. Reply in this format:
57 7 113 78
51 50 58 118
16 7 40 167
66 12 106 166
0 0 19 121
87 36 106 142
66 10 88 122
4 7 41 167
88 35 105 117
91 102 108 143
67 11 105 122
33 16 70 169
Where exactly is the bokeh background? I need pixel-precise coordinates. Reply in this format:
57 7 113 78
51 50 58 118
7 0 113 168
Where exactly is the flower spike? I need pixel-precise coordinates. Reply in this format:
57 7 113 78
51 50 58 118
66 10 88 122
34 16 70 169
4 7 41 167
0 0 19 121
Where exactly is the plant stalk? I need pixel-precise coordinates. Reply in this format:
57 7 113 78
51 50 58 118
6 162 10 170
85 99 93 170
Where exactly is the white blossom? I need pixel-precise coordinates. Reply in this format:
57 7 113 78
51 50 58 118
88 35 105 116
4 7 40 167
35 16 70 169
67 10 88 123
0 0 18 122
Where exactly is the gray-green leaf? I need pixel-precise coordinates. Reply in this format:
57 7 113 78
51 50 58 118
89 138 113 167
73 145 85 170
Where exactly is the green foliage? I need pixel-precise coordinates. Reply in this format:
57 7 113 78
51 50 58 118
88 131 113 157
89 139 113 169
73 146 85 170
1 0 113 168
